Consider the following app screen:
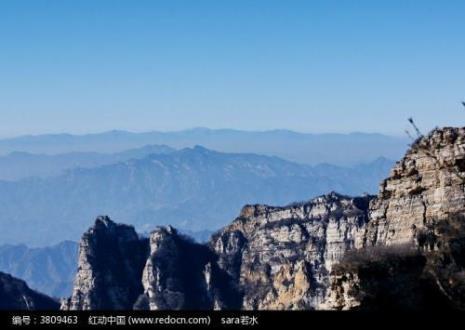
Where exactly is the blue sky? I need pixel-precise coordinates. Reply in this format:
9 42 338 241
0 0 464 137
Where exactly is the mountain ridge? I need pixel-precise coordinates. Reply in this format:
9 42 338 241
0 241 78 298
0 146 393 246
61 127 465 311
0 128 408 166
0 145 175 181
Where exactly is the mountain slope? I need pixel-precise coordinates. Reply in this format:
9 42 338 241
0 272 59 310
0 241 78 298
0 147 393 246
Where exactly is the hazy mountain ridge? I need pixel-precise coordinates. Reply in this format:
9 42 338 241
0 241 78 298
0 146 393 246
0 145 175 181
0 128 408 166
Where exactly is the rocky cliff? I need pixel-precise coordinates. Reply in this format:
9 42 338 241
210 193 372 310
0 272 59 310
326 127 465 310
367 127 465 247
61 216 148 310
63 127 465 310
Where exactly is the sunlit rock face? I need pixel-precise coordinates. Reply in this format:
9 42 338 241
64 196 373 311
210 193 373 310
367 127 465 247
325 128 465 311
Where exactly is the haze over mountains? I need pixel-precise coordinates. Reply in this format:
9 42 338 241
0 145 394 246
0 241 78 298
0 145 174 181
0 128 408 166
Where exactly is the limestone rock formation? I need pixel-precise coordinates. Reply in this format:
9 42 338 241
210 193 372 310
0 272 59 310
326 127 465 310
63 127 465 311
63 219 240 310
61 216 149 310
137 226 229 310
367 127 465 247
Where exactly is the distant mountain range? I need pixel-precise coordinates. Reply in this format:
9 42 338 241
0 241 78 298
0 146 394 246
0 128 408 166
0 145 174 181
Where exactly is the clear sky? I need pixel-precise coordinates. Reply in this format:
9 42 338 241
0 0 464 137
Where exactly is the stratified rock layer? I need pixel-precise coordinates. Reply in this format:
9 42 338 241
325 128 465 310
210 193 372 310
367 127 465 246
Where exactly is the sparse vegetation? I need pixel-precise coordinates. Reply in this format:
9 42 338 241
332 212 465 310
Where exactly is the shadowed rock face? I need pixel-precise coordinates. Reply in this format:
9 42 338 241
61 216 149 310
63 127 465 310
139 226 209 310
0 272 59 310
63 220 241 311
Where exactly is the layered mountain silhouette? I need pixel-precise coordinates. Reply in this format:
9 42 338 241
0 128 408 166
0 145 174 181
0 241 78 298
0 146 393 246
1 127 464 311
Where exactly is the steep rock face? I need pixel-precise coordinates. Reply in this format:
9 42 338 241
326 128 465 310
367 127 465 247
63 219 240 311
325 242 463 311
0 272 59 310
210 193 372 310
61 216 148 310
137 226 226 310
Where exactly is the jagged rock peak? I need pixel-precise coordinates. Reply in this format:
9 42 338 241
61 217 149 310
138 225 237 310
151 225 177 237
94 215 115 228
63 219 238 311
138 226 217 310
89 215 140 241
